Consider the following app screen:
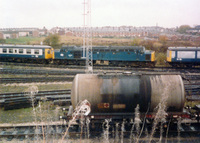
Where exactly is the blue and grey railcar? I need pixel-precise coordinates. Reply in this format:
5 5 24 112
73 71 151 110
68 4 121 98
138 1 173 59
166 47 200 67
0 45 54 63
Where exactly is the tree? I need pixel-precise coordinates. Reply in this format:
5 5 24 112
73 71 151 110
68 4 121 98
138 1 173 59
43 34 60 49
159 35 168 45
132 38 141 46
177 25 191 34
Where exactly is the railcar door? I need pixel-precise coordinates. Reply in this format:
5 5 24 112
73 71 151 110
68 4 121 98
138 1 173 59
13 48 19 54
136 50 139 61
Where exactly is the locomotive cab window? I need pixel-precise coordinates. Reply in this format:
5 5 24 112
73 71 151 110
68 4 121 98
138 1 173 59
145 55 151 60
47 49 51 54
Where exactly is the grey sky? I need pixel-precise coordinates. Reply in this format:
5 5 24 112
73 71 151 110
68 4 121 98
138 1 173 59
0 0 199 29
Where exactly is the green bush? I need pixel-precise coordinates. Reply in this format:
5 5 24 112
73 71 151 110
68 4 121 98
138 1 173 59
156 52 166 66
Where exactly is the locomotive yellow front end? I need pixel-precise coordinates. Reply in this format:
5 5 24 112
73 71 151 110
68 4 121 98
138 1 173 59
45 48 54 59
151 51 155 62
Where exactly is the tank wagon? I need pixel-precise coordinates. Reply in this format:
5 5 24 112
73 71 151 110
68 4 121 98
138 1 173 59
59 73 200 134
0 44 54 63
167 47 200 67
71 74 185 114
65 73 190 124
53 45 155 67
59 73 191 133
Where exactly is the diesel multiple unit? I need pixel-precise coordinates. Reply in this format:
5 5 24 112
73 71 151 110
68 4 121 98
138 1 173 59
0 45 54 63
167 47 200 67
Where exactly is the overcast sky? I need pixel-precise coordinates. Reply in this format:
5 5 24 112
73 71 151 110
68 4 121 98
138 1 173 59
0 0 199 29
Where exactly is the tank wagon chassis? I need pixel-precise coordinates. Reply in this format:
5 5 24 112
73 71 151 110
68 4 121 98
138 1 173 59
59 106 200 138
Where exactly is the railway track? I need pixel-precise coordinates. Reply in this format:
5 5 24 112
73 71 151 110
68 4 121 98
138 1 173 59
0 77 74 84
1 61 200 73
0 90 71 110
0 68 84 75
0 122 199 142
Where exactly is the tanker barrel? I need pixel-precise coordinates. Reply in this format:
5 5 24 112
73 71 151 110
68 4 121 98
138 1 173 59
71 74 185 113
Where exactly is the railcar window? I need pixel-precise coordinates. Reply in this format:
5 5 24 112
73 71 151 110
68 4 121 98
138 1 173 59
9 49 13 53
35 50 39 54
48 50 50 54
177 51 195 59
197 51 200 59
145 55 151 60
3 48 7 53
19 49 23 54
172 51 175 58
27 49 31 54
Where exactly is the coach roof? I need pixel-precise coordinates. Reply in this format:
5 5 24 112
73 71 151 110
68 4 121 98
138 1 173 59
168 47 200 51
0 44 52 49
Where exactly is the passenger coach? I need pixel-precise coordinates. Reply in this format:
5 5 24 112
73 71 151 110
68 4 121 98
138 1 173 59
0 45 54 63
166 47 200 67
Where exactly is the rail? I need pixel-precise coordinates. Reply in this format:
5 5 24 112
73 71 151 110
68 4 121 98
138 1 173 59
0 90 71 110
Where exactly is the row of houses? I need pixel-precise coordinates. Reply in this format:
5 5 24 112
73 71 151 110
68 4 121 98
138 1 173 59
0 26 200 42
186 25 200 35
49 26 200 42
50 26 176 38
0 27 48 39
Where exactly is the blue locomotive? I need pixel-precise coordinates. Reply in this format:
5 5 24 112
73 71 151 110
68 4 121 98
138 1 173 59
53 46 156 67
166 47 200 67
0 45 54 63
54 46 83 65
